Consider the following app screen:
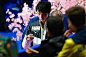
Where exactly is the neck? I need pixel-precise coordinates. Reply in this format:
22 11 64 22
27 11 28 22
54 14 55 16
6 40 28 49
41 21 44 25
41 21 45 25
41 21 46 28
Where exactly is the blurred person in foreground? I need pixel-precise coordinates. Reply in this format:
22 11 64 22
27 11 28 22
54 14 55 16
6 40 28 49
26 16 67 57
22 1 51 49
58 6 86 57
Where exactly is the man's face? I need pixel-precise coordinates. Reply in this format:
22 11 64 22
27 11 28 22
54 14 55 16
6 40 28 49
37 10 49 23
68 19 76 32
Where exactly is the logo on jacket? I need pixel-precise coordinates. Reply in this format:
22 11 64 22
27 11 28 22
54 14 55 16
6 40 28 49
32 26 40 31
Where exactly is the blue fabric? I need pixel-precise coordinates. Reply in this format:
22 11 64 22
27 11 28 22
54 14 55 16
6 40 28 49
72 26 86 44
63 14 69 31
0 32 16 38
68 33 75 38
18 44 41 53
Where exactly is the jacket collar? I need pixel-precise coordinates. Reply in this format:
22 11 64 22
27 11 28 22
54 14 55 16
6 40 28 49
72 26 86 44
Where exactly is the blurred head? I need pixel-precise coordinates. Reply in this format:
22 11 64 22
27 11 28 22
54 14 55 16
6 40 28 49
36 1 51 23
47 16 64 37
50 10 64 21
66 6 85 32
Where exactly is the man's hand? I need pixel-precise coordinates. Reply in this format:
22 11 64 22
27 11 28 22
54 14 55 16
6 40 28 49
26 47 39 54
64 29 72 37
27 34 34 41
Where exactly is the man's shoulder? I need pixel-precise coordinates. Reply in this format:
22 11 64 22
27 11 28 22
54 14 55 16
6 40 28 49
29 20 39 26
65 38 75 45
49 35 66 43
29 16 39 24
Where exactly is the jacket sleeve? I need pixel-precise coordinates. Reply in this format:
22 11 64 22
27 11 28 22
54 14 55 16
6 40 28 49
22 34 33 49
22 24 32 49
58 38 75 57
22 22 41 48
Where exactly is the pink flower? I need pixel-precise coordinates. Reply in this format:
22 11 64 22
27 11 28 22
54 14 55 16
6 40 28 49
6 9 10 14
11 18 15 21
11 37 16 41
9 14 15 18
16 31 23 37
32 0 40 11
16 18 22 23
13 28 19 32
24 21 28 26
8 24 13 30
17 36 20 41
6 18 10 22
8 12 12 15
17 13 21 17
11 23 15 27
48 0 59 3
60 8 66 14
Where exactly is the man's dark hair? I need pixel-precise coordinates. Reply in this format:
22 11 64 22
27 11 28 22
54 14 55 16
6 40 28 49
36 1 51 13
47 16 64 37
66 6 85 27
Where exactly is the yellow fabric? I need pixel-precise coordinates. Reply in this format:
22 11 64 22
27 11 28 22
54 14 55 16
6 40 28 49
58 38 86 57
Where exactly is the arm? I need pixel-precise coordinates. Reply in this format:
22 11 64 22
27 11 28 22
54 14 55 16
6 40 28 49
26 47 39 54
58 38 75 57
22 34 41 49
22 20 41 48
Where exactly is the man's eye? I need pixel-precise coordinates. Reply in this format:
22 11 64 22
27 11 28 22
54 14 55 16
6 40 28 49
44 14 47 15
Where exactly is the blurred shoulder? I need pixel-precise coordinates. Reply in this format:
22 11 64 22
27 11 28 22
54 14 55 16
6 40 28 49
65 38 75 45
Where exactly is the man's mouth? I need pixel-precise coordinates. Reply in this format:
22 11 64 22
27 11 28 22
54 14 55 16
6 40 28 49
41 18 45 20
